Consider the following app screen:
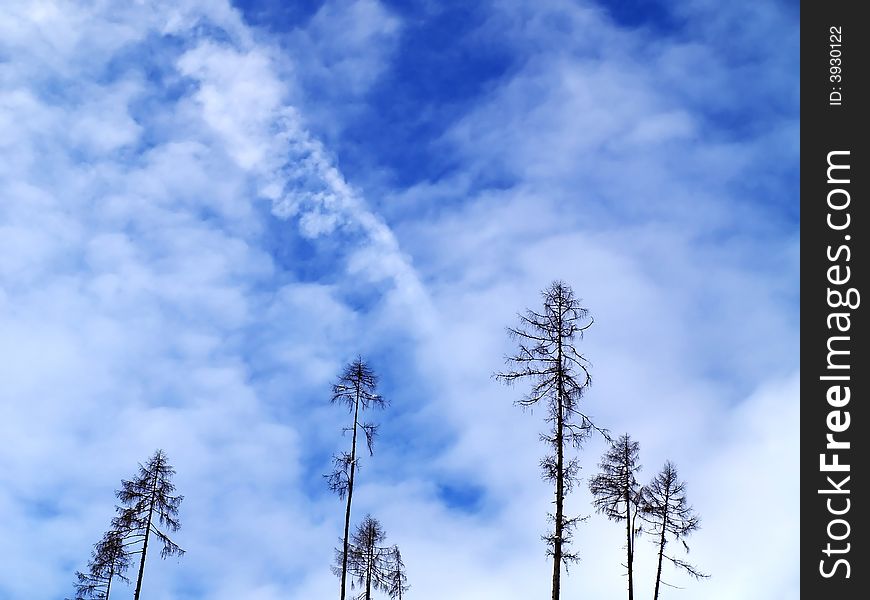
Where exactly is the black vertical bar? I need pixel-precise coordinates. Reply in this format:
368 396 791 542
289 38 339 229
802 1 867 596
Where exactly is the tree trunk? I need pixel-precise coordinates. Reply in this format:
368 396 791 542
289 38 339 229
340 384 362 600
133 504 155 600
552 308 564 600
552 401 563 600
365 545 373 600
134 461 159 600
624 442 634 600
625 487 633 600
105 566 113 600
653 491 669 600
653 523 666 600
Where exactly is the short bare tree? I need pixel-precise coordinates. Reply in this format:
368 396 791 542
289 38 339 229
70 529 130 600
333 514 408 600
589 434 642 600
641 461 708 599
113 449 184 600
386 546 409 600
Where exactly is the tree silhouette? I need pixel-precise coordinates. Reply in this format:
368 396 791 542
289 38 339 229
589 434 642 600
326 358 387 600
113 449 184 600
386 546 409 600
333 514 408 600
495 281 607 600
70 528 131 600
641 461 708 599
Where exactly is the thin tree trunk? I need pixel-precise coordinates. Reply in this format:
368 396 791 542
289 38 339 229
624 442 634 600
653 523 666 600
134 461 159 600
552 305 564 600
552 399 563 600
653 490 670 600
105 566 113 600
340 383 362 600
625 486 633 600
365 544 373 600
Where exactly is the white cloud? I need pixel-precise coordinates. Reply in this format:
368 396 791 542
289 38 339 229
0 0 797 598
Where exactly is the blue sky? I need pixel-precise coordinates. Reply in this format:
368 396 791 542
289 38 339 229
0 1 797 598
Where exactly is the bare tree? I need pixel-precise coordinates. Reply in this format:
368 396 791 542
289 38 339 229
70 529 131 600
113 449 184 600
333 514 408 600
641 461 708 599
495 281 607 600
589 434 642 600
386 546 409 600
326 358 387 600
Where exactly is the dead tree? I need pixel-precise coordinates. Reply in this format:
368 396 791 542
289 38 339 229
589 434 642 600
641 461 708 599
495 280 607 600
113 449 184 600
326 359 386 600
386 546 409 600
70 529 131 600
333 514 408 600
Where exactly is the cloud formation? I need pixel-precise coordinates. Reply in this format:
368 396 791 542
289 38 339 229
0 0 797 598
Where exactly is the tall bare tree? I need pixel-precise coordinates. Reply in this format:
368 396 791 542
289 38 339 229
70 529 131 600
641 461 708 599
333 514 408 600
589 434 642 600
326 358 386 600
113 449 184 600
496 280 607 600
